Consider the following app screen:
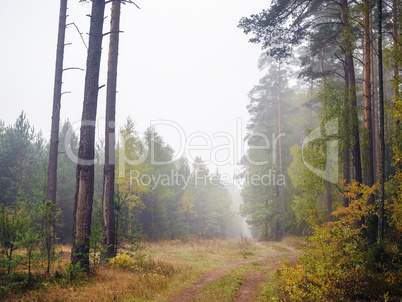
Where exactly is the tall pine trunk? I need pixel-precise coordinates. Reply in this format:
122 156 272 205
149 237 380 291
340 0 363 185
71 0 106 270
277 64 285 218
46 0 67 220
392 0 399 102
343 60 351 207
320 49 332 220
377 0 385 242
392 0 400 171
371 10 379 180
363 0 374 202
45 0 68 271
102 0 121 261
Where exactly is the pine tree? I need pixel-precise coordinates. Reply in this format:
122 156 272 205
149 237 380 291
71 0 106 270
102 0 121 261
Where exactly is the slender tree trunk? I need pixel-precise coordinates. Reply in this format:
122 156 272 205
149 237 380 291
265 198 269 240
371 10 379 180
392 0 399 101
102 0 121 261
340 0 363 185
71 0 106 270
377 0 385 242
277 64 285 217
392 0 401 171
308 78 313 128
46 0 67 235
343 62 351 207
114 215 119 255
363 0 374 203
320 49 332 220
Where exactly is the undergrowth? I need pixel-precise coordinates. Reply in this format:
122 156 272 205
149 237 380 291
278 182 402 301
3 237 261 301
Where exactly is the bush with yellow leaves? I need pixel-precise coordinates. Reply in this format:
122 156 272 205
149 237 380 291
280 181 402 301
109 253 136 269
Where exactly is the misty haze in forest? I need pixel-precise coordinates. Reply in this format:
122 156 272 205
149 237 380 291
0 0 401 300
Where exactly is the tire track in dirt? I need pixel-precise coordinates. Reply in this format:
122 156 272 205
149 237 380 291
169 244 298 302
233 245 299 302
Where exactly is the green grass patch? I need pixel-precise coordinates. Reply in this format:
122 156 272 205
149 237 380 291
254 268 282 301
193 264 252 302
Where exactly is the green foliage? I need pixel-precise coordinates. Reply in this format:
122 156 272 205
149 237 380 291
131 244 148 269
239 61 306 240
0 112 47 206
389 89 402 232
57 120 79 243
39 200 60 274
63 261 83 284
0 205 30 274
116 117 148 220
113 190 129 253
238 0 321 60
288 145 331 232
180 158 234 239
109 248 175 279
17 227 39 280
279 182 402 300
115 118 236 242
88 222 106 271
109 253 136 269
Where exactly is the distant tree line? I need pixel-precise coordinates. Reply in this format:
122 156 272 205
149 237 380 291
0 113 240 272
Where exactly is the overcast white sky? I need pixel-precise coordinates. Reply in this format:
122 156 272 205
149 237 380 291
0 0 269 176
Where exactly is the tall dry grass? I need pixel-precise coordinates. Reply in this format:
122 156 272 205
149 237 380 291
5 237 261 301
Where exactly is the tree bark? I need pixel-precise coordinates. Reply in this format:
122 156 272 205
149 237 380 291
392 0 401 171
320 48 332 220
277 64 285 217
377 0 385 242
343 60 351 207
340 0 363 185
102 0 121 261
71 0 106 270
392 0 399 102
45 0 67 261
363 0 374 203
371 10 379 181
46 0 67 216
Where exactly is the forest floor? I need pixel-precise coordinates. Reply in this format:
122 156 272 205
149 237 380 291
4 238 301 302
169 242 299 302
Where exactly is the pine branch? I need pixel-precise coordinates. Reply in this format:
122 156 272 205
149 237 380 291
66 22 88 50
105 0 140 9
63 67 85 72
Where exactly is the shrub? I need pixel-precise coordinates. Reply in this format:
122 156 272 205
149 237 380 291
63 261 83 284
109 253 136 269
279 182 375 301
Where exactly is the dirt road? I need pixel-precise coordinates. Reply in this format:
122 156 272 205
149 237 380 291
170 243 298 302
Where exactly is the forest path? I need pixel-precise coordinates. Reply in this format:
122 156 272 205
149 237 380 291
169 242 299 302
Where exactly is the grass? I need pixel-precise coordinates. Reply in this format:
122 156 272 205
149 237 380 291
254 269 281 301
2 237 263 302
194 264 252 302
1 237 301 301
254 238 302 301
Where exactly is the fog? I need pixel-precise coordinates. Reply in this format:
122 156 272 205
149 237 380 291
0 0 269 178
